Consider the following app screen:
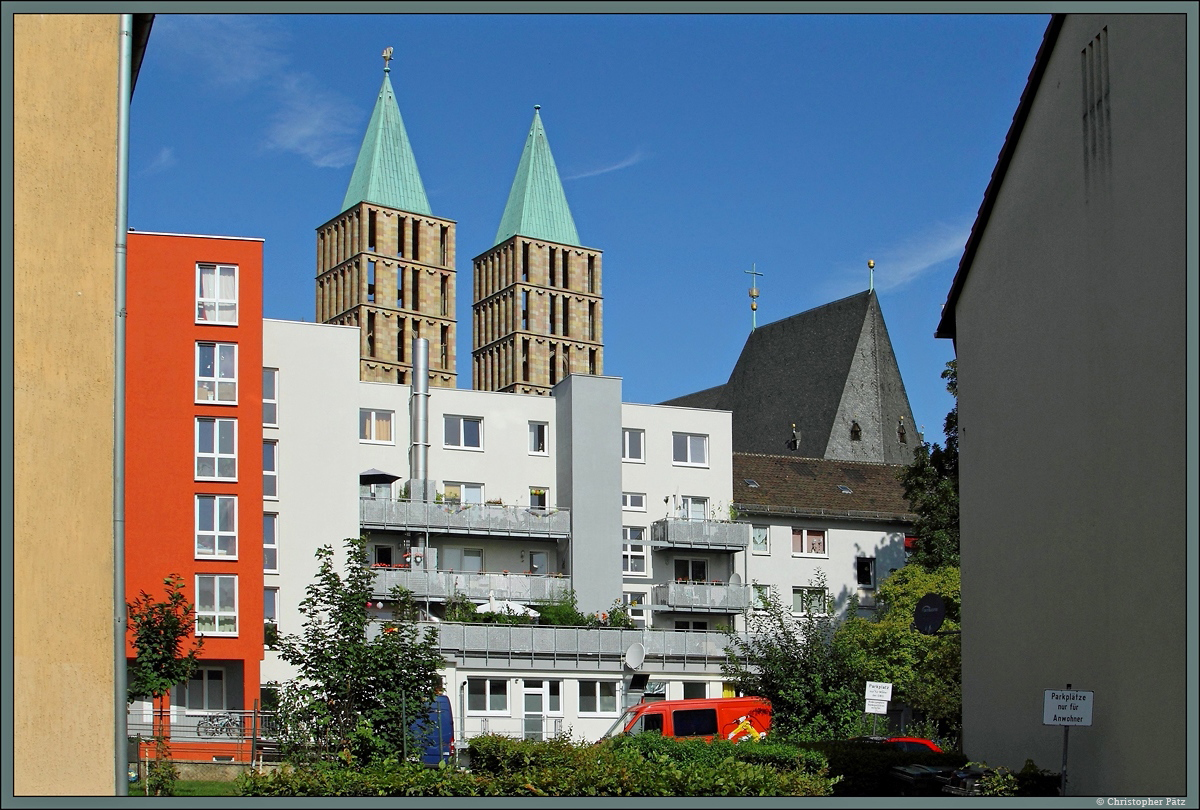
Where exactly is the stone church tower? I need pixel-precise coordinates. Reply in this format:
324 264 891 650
471 106 603 394
314 52 457 387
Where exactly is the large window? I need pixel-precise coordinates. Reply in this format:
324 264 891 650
793 586 828 616
672 432 708 466
622 492 646 511
445 415 482 449
196 263 238 324
751 526 770 555
442 547 483 573
856 557 876 589
195 495 236 558
263 513 278 572
196 342 237 403
262 368 278 426
791 528 827 557
196 574 237 635
578 680 618 714
622 428 644 462
263 440 278 498
680 496 708 521
444 482 483 505
528 421 548 455
184 667 226 712
195 417 236 480
622 528 647 576
467 678 508 713
359 409 394 444
674 558 708 583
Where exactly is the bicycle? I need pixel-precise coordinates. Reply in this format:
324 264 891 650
196 713 242 738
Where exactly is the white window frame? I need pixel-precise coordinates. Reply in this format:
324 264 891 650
577 680 620 716
622 527 648 577
528 421 548 455
196 263 238 324
195 342 237 404
359 409 394 444
195 417 237 481
521 678 564 716
263 439 278 499
262 368 278 427
621 492 646 511
672 432 709 467
622 428 645 462
195 494 237 559
793 586 828 616
444 415 483 450
444 482 483 505
442 546 484 573
263 513 278 573
752 583 772 611
196 574 238 636
673 557 709 583
466 678 509 715
751 525 770 555
680 495 708 521
264 587 279 625
183 666 227 714
791 528 828 558
623 591 648 629
856 557 876 589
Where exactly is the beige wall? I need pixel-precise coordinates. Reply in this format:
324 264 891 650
13 13 120 796
954 15 1187 796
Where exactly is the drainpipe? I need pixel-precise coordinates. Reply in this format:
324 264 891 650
114 13 133 797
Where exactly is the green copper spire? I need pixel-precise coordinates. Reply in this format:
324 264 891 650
494 106 580 247
340 53 431 216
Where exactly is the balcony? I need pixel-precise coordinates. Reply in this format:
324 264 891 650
649 518 750 552
652 581 753 613
360 498 571 539
372 568 571 603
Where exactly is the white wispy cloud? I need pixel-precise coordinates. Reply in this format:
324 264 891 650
141 146 178 175
266 75 361 169
564 148 648 180
154 15 289 88
824 220 970 297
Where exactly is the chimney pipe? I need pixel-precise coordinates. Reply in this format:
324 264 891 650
408 338 432 501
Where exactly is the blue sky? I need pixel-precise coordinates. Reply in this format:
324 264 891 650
128 12 1052 443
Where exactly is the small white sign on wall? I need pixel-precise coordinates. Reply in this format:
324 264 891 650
1042 689 1094 726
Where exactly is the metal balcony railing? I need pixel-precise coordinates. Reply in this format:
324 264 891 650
649 518 750 551
372 569 571 602
360 498 571 539
651 581 753 612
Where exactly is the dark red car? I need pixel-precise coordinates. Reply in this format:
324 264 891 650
851 735 943 753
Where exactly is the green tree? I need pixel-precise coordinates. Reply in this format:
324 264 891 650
126 574 205 796
272 536 446 765
901 360 959 570
835 564 962 741
722 572 861 740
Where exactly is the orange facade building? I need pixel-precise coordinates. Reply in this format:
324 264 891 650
125 230 265 762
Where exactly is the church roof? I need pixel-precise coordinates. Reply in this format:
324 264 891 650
732 453 915 523
661 290 918 465
493 106 580 248
340 67 432 217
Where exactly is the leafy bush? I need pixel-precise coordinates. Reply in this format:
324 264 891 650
795 740 966 796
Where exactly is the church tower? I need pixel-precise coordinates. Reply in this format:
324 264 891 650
315 49 457 387
471 106 602 394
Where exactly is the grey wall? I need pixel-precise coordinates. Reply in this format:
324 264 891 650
555 375 624 615
953 14 1187 795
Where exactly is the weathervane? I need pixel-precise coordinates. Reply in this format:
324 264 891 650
746 264 763 331
382 46 394 72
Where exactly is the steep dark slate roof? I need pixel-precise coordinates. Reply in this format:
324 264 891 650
662 291 916 464
732 452 915 524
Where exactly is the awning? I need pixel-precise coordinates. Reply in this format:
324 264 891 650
360 468 401 485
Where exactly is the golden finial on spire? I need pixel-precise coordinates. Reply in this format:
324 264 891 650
746 264 763 331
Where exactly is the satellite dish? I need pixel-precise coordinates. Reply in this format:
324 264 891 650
913 593 947 635
729 572 742 587
624 642 646 671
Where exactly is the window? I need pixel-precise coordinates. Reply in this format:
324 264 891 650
791 528 827 556
623 592 647 629
528 421 548 455
622 492 646 511
856 557 876 589
263 440 278 499
196 574 237 635
373 545 393 566
444 482 483 505
262 368 278 426
850 420 862 441
360 409 394 444
674 619 709 632
683 682 707 700
264 587 278 626
442 547 483 573
185 667 226 712
672 432 708 466
674 558 708 583
622 428 644 462
529 487 548 508
467 678 508 713
263 513 278 572
793 586 828 616
680 496 708 521
622 528 647 576
445 415 482 449
672 707 718 736
752 584 772 611
578 680 618 714
195 417 236 480
196 263 237 323
751 526 769 555
196 342 237 403
195 495 236 558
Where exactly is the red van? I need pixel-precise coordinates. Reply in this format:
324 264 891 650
601 697 771 742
